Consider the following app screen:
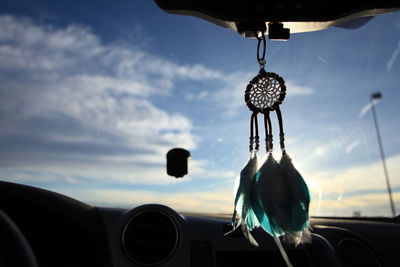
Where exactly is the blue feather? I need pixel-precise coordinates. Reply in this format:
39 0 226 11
228 154 259 235
279 153 310 244
251 153 290 236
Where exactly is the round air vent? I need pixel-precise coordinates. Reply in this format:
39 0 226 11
122 209 179 266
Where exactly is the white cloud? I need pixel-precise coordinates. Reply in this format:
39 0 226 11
310 191 400 217
306 127 368 162
358 102 373 117
43 154 400 216
312 133 348 157
309 154 400 195
185 90 209 101
0 14 226 185
386 39 400 71
52 187 233 213
345 140 361 154
306 154 400 216
318 55 328 64
212 72 252 116
285 81 315 96
358 99 382 118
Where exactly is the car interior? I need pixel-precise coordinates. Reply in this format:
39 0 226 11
1 1 400 267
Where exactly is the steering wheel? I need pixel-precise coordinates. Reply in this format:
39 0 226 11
0 209 38 267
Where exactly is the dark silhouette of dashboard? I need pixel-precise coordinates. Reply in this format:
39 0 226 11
1 181 399 267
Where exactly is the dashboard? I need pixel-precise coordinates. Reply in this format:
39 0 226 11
1 181 399 267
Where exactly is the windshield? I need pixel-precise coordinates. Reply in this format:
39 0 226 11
0 0 399 217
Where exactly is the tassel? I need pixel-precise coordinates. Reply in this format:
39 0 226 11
279 152 311 246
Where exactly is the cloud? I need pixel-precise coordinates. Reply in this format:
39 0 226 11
51 187 233 213
318 56 328 64
345 140 360 154
312 130 359 158
23 151 400 217
212 72 253 116
358 98 382 118
307 153 400 216
386 39 400 72
0 14 226 185
185 90 209 101
285 81 315 96
310 191 400 217
309 154 400 195
46 154 400 216
358 102 373 117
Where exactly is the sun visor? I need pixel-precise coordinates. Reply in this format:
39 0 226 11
154 1 400 38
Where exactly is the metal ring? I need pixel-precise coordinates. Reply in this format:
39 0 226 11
257 35 266 66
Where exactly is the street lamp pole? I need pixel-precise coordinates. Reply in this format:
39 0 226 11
370 92 396 217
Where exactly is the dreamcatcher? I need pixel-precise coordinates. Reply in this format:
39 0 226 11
226 35 311 267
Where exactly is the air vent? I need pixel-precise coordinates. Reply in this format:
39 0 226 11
122 210 179 266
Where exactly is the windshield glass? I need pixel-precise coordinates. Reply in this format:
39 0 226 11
1 1 399 217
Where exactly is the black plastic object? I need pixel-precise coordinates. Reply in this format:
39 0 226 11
167 148 190 178
268 22 290 40
155 1 400 37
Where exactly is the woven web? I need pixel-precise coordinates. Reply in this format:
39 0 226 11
249 76 283 110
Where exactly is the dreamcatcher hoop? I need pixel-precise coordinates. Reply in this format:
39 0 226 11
245 70 286 114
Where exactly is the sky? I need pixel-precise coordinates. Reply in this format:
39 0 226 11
0 0 400 217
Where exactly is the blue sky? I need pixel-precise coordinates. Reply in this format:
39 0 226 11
0 0 400 216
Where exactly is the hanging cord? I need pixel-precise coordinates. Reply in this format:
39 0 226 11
254 113 260 152
264 111 273 153
275 107 286 152
267 112 273 152
249 112 260 153
249 113 255 152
